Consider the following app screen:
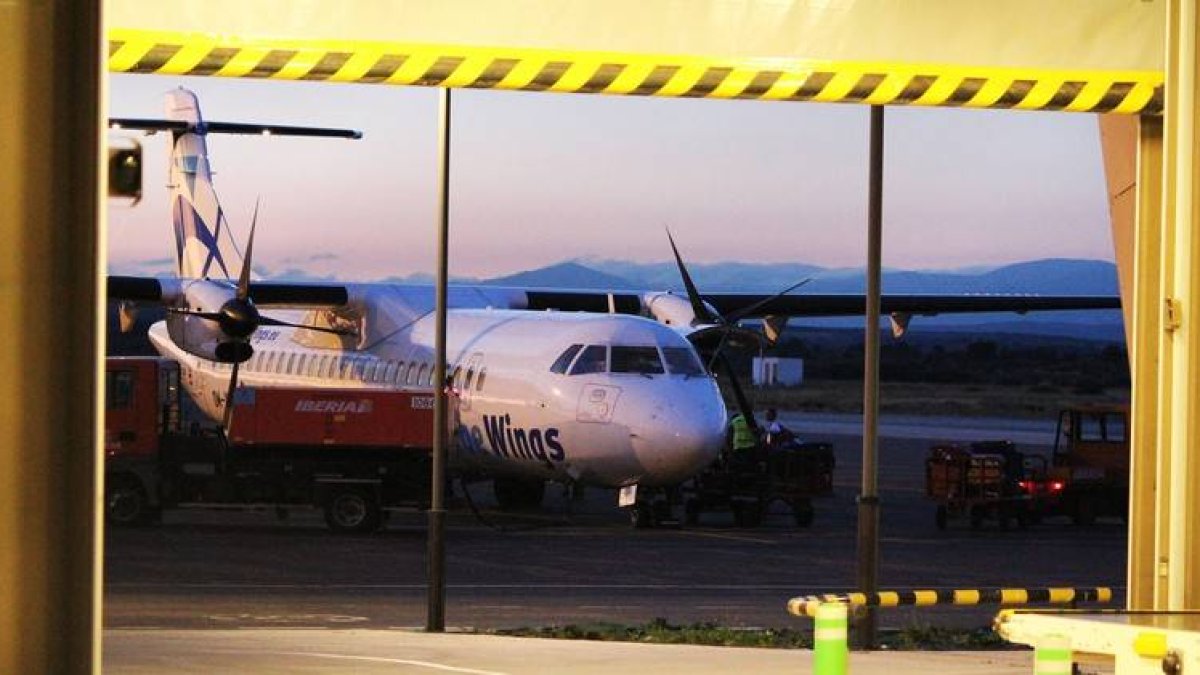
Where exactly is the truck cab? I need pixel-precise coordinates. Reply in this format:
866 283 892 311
1048 404 1130 524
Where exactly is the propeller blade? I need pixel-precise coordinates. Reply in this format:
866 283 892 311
666 229 717 325
717 353 758 433
222 360 240 431
237 198 260 301
706 329 732 373
725 277 815 324
258 314 358 336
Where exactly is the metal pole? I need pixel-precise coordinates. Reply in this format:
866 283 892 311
855 105 884 649
426 87 451 632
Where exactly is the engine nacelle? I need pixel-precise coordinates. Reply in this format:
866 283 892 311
643 292 720 329
165 279 257 363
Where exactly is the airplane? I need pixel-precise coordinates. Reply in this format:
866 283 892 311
108 88 1122 526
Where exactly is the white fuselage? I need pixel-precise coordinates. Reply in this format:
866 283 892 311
150 301 727 488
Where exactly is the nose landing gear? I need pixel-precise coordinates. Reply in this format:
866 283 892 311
625 487 681 529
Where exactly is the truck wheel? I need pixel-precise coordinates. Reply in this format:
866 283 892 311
935 506 948 531
734 502 763 528
1072 497 1096 526
106 474 156 526
793 500 815 527
969 505 986 530
324 487 382 533
493 478 546 511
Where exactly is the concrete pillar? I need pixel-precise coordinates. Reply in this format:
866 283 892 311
0 1 104 672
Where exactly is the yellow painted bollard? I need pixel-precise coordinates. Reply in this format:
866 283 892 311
1034 634 1072 675
813 602 849 675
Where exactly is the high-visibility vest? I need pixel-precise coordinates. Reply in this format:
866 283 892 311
730 414 756 450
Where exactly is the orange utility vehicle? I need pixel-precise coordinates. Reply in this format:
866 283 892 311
1041 404 1130 525
105 356 434 532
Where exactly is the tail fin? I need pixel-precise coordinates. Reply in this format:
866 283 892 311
166 88 243 280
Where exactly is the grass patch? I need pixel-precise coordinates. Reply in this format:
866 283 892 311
747 379 1129 418
493 618 1013 650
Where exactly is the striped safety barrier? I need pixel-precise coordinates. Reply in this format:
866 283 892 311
106 29 1163 115
788 587 1113 618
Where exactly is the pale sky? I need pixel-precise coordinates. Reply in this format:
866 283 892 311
107 73 1114 282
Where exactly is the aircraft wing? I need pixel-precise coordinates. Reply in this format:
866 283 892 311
700 293 1121 317
510 287 1120 317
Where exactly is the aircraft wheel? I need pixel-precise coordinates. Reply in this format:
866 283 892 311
106 474 157 526
324 487 382 533
630 503 655 529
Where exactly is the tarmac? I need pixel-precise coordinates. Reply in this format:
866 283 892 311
104 629 1034 674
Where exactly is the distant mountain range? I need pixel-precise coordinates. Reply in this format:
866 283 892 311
477 257 1119 296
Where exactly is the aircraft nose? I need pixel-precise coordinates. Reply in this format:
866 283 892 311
629 383 726 486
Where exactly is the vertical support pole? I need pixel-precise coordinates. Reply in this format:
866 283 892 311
426 87 451 632
813 602 850 675
1127 116 1164 610
855 105 884 649
0 1 102 672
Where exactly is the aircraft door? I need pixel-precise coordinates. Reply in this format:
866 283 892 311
459 353 482 412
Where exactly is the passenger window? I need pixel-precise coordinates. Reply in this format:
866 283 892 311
550 344 583 374
417 364 428 386
611 346 664 374
106 371 134 409
297 354 308 374
340 358 353 379
475 369 487 391
286 353 297 374
425 364 435 387
385 361 397 382
662 346 704 376
570 345 608 375
464 368 475 390
451 366 462 389
399 362 410 384
265 352 277 372
365 360 378 382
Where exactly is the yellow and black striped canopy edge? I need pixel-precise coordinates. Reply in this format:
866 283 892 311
109 29 1162 115
787 586 1114 618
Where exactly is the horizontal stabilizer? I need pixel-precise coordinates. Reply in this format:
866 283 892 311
108 276 350 308
109 118 362 139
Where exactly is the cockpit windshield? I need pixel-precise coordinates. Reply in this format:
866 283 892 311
661 346 704 376
550 344 583 374
553 343 705 377
570 345 608 375
611 346 664 375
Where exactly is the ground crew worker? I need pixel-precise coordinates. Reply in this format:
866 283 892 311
728 412 757 456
